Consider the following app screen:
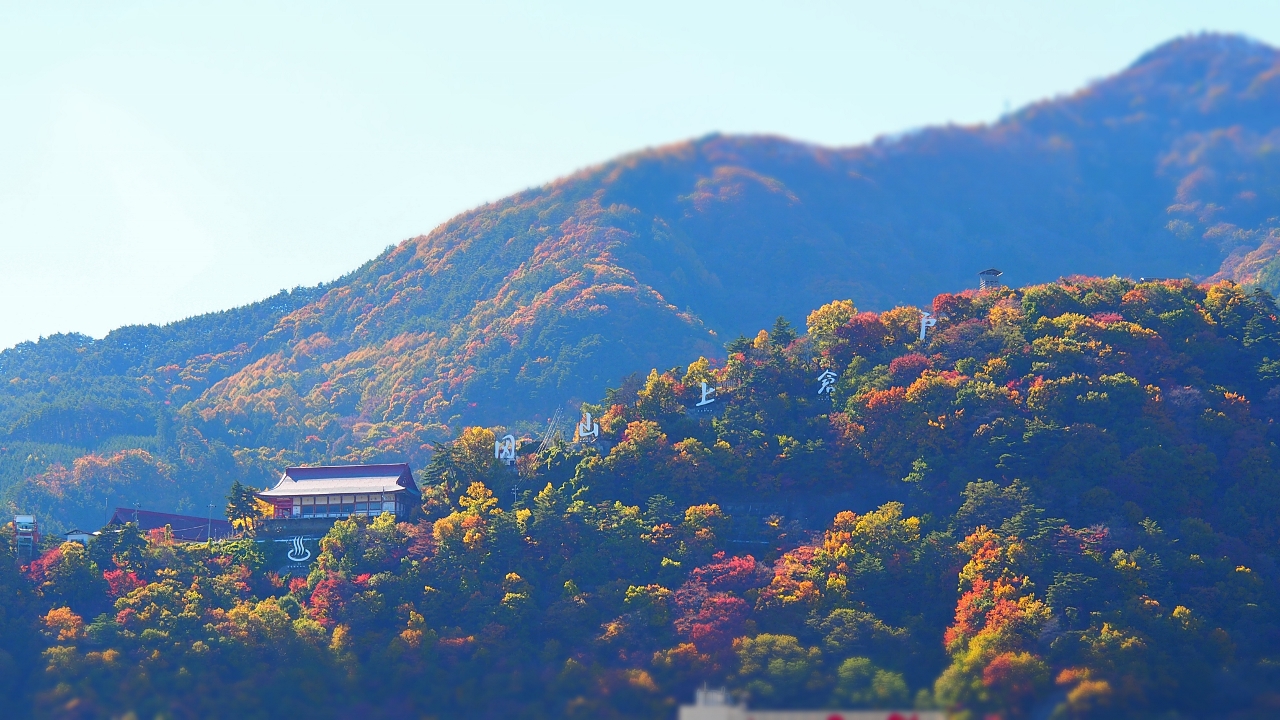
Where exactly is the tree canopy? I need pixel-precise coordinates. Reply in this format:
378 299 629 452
4 277 1280 717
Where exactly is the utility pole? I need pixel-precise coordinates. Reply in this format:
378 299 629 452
207 502 214 547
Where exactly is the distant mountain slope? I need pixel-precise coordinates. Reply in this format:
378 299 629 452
6 33 1280 527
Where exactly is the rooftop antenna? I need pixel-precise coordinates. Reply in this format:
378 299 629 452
979 268 1004 291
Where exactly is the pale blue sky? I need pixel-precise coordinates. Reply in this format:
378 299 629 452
3 1 1279 349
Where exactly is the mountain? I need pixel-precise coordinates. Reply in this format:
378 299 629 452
7 33 1280 529
7 276 1280 717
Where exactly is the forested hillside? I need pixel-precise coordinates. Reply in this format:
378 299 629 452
9 33 1280 531
5 277 1280 718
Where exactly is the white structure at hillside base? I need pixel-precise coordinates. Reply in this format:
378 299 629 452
677 686 945 720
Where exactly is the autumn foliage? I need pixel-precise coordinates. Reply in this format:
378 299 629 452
0 278 1278 717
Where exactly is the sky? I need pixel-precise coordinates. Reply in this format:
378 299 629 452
3 1 1280 350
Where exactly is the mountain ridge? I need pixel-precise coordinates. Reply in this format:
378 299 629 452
8 33 1280 528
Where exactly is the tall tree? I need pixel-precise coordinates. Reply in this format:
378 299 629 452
225 480 261 532
771 316 797 348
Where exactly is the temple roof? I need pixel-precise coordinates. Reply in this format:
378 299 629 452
257 463 418 498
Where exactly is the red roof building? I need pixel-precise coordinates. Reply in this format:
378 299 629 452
256 463 419 521
106 508 234 542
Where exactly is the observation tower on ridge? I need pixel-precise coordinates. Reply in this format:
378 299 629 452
13 515 38 563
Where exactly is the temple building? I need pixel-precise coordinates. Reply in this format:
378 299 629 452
256 463 419 521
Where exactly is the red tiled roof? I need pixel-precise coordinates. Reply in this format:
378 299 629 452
106 508 234 542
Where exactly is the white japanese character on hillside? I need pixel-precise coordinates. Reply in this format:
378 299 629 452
817 369 838 395
696 381 717 407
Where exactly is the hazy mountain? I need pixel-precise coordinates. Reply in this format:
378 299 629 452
6 33 1280 526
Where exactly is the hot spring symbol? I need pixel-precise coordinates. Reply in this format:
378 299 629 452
287 536 311 563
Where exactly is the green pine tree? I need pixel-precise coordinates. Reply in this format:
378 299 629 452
771 316 797 347
225 480 261 531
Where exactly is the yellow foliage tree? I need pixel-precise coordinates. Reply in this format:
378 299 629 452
806 299 857 354
455 426 498 480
